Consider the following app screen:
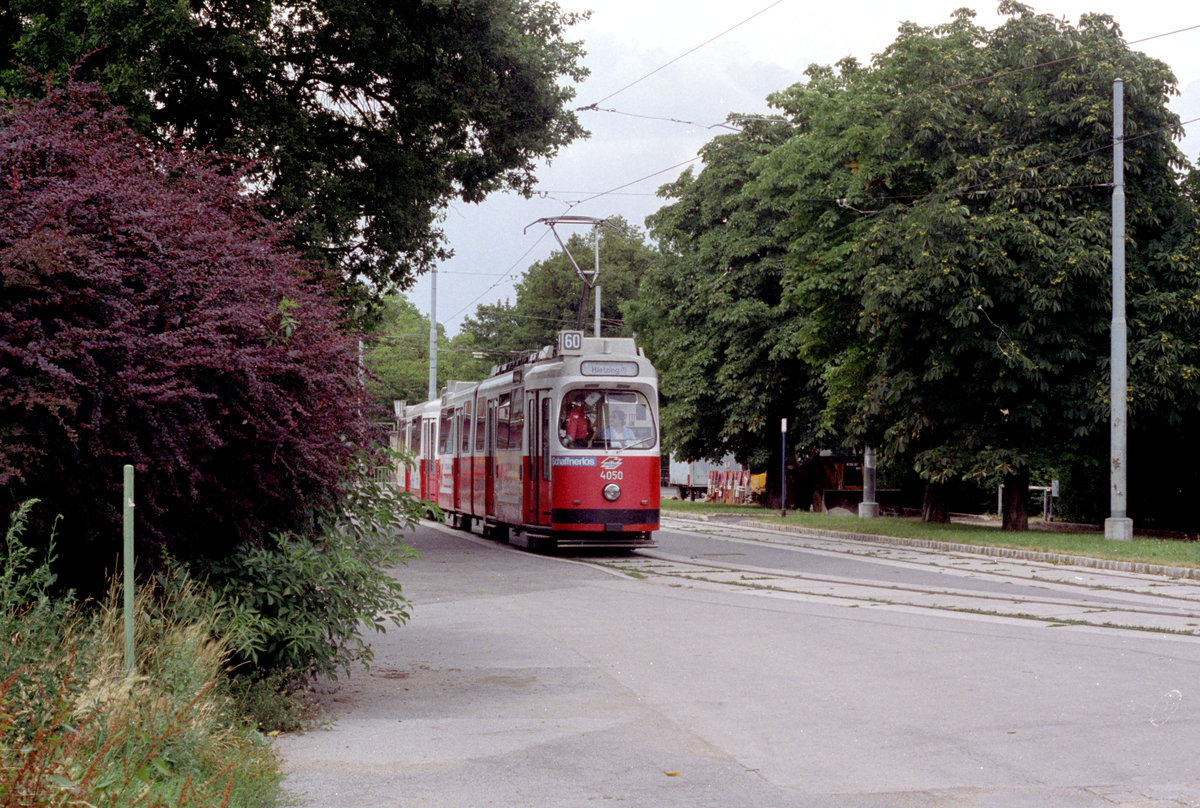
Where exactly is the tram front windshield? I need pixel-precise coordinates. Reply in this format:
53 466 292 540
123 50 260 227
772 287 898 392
560 390 656 450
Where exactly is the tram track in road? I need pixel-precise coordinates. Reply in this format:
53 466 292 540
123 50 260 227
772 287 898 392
663 516 1200 597
661 516 1200 604
580 517 1200 636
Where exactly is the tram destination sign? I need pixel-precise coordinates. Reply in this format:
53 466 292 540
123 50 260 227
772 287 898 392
580 360 639 377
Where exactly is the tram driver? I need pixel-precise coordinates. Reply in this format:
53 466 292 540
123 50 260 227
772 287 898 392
600 409 636 448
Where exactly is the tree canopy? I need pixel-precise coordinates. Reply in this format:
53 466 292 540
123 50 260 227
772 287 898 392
629 120 819 472
0 0 590 315
0 84 372 581
637 3 1200 527
461 216 657 355
364 294 492 409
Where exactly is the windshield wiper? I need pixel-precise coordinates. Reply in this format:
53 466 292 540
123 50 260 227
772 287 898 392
607 436 655 456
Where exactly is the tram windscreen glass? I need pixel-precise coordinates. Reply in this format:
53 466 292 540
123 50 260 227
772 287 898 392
559 390 656 450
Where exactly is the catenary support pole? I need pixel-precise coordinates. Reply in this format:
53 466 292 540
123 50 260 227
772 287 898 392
1106 78 1133 541
428 267 438 400
593 225 602 337
859 447 879 518
123 464 135 674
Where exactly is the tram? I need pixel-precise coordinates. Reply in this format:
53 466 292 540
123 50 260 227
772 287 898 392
394 330 660 550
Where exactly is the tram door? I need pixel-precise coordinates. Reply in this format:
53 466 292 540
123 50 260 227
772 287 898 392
459 402 472 513
421 417 434 500
538 393 553 524
524 394 535 524
526 391 553 526
484 398 497 518
452 406 464 511
472 397 486 518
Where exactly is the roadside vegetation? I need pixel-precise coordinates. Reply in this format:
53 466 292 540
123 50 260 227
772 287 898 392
0 83 427 806
629 6 1200 534
662 499 1200 570
1 502 276 807
1 468 420 806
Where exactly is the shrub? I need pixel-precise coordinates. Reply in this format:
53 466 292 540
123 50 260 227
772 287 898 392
0 82 372 589
187 456 421 691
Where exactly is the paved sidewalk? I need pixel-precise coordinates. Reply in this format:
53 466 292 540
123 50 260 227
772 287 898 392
277 521 1200 808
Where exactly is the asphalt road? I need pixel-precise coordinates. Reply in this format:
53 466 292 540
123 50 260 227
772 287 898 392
277 518 1200 807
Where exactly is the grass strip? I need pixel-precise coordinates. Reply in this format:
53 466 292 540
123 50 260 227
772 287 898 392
661 500 1200 570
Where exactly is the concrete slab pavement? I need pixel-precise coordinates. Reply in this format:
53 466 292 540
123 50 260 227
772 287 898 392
277 521 1200 807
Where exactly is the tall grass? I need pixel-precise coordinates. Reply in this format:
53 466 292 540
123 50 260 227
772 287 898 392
0 501 281 807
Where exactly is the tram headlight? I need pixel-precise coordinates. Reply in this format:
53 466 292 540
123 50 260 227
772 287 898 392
602 483 621 502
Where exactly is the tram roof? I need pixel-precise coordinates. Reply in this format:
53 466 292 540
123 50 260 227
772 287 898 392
490 336 642 377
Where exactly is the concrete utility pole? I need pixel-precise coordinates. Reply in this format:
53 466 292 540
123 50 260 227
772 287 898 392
428 267 437 400
859 447 879 519
1106 78 1134 542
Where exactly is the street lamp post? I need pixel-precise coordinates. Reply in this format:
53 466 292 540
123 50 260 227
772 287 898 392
780 418 787 518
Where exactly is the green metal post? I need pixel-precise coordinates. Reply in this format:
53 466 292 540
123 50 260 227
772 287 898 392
123 464 135 674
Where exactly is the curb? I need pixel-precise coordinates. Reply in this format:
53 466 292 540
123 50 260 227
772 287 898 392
660 511 1200 581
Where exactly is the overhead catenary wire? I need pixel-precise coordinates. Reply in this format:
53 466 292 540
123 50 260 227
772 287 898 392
554 15 1200 217
563 17 1200 215
578 22 1200 139
431 15 1200 333
442 228 551 325
567 45 1200 217
577 0 786 111
565 157 702 210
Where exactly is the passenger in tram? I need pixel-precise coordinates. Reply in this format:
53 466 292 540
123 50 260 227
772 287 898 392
563 400 592 447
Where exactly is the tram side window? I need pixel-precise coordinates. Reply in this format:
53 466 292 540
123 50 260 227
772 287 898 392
496 394 511 450
461 404 472 454
475 402 486 452
409 418 421 456
438 409 453 454
509 386 524 450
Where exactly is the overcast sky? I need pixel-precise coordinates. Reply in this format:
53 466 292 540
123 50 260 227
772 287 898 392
405 0 1200 335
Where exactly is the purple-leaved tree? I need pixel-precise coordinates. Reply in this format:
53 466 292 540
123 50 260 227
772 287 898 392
1 83 373 585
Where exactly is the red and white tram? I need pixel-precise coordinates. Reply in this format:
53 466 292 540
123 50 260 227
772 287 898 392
394 330 660 550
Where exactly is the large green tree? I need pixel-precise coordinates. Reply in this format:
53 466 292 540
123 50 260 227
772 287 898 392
629 119 819 486
364 294 492 409
0 0 589 314
461 216 657 355
641 3 1200 528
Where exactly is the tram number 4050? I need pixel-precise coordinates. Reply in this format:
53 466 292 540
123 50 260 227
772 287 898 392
600 470 624 481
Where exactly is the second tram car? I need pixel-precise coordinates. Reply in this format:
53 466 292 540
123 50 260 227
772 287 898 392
395 330 660 550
